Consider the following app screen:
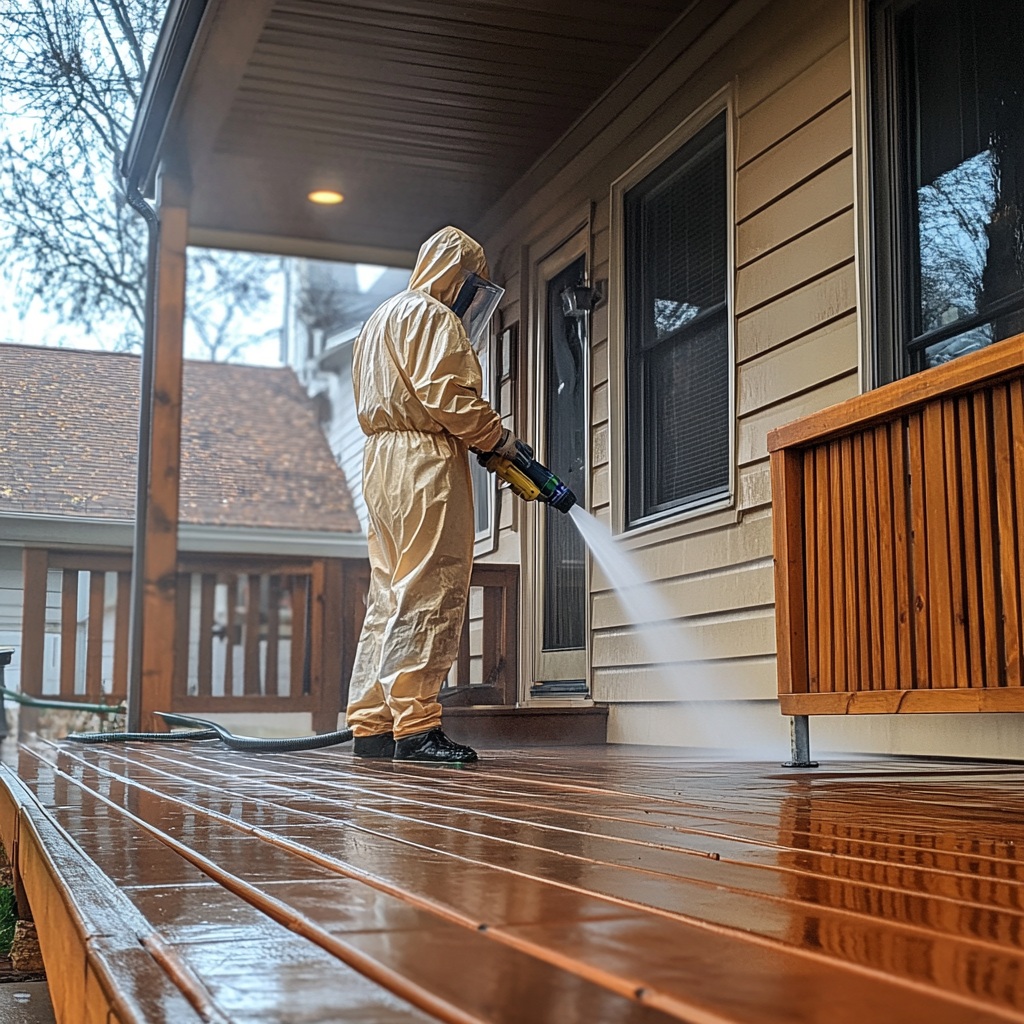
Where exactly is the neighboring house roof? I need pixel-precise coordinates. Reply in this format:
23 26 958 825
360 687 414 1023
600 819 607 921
0 343 360 533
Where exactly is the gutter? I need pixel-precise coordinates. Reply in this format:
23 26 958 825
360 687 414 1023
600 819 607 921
121 0 210 191
0 513 368 559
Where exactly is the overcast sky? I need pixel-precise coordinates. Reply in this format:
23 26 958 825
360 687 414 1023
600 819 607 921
0 248 286 366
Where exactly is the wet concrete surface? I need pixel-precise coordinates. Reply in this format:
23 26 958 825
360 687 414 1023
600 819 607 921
10 740 1024 1022
0 981 54 1023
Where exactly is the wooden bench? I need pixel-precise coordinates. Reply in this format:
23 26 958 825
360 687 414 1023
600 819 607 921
770 333 1024 763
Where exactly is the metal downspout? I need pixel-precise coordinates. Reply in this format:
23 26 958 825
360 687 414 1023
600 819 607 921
124 179 160 733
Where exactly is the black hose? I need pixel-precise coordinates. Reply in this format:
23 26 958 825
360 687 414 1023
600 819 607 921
67 728 218 744
156 712 353 752
1 687 124 715
57 703 352 751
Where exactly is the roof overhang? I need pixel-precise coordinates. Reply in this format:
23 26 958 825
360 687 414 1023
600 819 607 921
124 0 690 259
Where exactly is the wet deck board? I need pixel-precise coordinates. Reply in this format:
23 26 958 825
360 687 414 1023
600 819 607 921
6 741 1024 1023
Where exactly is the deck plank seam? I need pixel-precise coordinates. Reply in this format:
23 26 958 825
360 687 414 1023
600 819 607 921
20 748 493 1024
26 749 727 1023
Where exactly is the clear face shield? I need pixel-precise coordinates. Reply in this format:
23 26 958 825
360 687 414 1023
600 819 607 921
450 272 505 347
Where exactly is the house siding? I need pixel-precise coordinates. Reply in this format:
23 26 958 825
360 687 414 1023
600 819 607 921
319 346 369 533
473 0 1024 757
473 0 853 746
0 548 24 689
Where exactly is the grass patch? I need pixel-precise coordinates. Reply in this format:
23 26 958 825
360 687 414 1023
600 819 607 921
0 887 15 957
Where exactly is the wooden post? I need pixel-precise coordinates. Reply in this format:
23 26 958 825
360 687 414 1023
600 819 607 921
137 174 189 731
503 567 519 706
339 560 370 714
311 559 344 734
86 571 105 699
770 448 810 696
19 550 48 699
59 570 79 699
113 572 131 700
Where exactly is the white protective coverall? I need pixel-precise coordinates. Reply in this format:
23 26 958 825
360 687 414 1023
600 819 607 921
346 226 504 740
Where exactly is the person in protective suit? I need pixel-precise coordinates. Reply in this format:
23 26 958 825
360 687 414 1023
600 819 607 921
346 225 521 764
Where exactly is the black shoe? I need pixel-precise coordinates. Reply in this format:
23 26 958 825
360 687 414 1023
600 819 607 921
393 728 478 764
352 731 396 759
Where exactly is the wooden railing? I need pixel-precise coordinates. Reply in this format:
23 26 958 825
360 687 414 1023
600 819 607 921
339 561 521 707
769 333 1024 715
19 549 359 731
18 551 521 724
445 563 520 706
20 549 132 708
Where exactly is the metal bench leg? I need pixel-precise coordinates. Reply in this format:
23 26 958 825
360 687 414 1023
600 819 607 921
783 715 818 768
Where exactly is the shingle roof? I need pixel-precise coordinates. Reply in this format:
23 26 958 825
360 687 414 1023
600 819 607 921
0 344 360 533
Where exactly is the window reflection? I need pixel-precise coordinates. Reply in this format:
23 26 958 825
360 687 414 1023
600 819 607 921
888 0 1024 372
918 151 997 337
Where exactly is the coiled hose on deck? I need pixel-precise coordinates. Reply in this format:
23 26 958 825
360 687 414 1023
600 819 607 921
66 712 352 752
157 712 352 752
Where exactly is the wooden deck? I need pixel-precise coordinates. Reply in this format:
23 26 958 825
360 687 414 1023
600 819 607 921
3 741 1024 1023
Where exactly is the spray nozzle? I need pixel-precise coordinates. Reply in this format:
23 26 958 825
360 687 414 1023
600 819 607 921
478 440 576 513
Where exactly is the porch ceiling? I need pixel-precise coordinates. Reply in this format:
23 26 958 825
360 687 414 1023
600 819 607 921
138 0 687 258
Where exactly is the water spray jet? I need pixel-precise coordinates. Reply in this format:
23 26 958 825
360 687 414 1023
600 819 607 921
566 505 786 760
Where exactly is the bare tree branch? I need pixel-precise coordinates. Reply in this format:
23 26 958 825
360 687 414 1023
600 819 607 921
1 0 279 359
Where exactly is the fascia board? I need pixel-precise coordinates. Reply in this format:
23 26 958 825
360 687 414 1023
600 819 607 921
0 513 366 558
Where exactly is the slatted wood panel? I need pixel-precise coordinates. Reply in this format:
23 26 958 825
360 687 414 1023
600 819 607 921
9 745 1024 1022
171 557 342 722
443 563 520 706
18 552 132 707
770 334 1024 714
16 553 520 727
16 551 360 729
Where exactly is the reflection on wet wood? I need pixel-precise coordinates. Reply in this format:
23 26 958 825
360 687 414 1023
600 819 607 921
5 746 1024 1022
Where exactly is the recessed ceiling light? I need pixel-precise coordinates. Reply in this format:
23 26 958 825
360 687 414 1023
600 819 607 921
308 189 344 205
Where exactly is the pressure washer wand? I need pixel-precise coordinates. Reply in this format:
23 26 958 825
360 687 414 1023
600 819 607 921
477 440 577 513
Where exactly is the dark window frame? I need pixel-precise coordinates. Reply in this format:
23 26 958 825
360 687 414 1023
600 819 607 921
869 0 1024 383
623 110 732 529
469 327 497 555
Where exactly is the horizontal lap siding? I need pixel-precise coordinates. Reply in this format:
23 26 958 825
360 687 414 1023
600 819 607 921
0 559 22 634
597 0 856 712
479 0 858 731
324 360 368 532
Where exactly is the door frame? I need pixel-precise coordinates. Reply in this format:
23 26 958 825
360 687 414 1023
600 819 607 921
520 216 593 702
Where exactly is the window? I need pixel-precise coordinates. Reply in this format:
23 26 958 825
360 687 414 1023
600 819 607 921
470 333 496 550
623 111 730 527
871 0 1024 381
542 255 587 652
